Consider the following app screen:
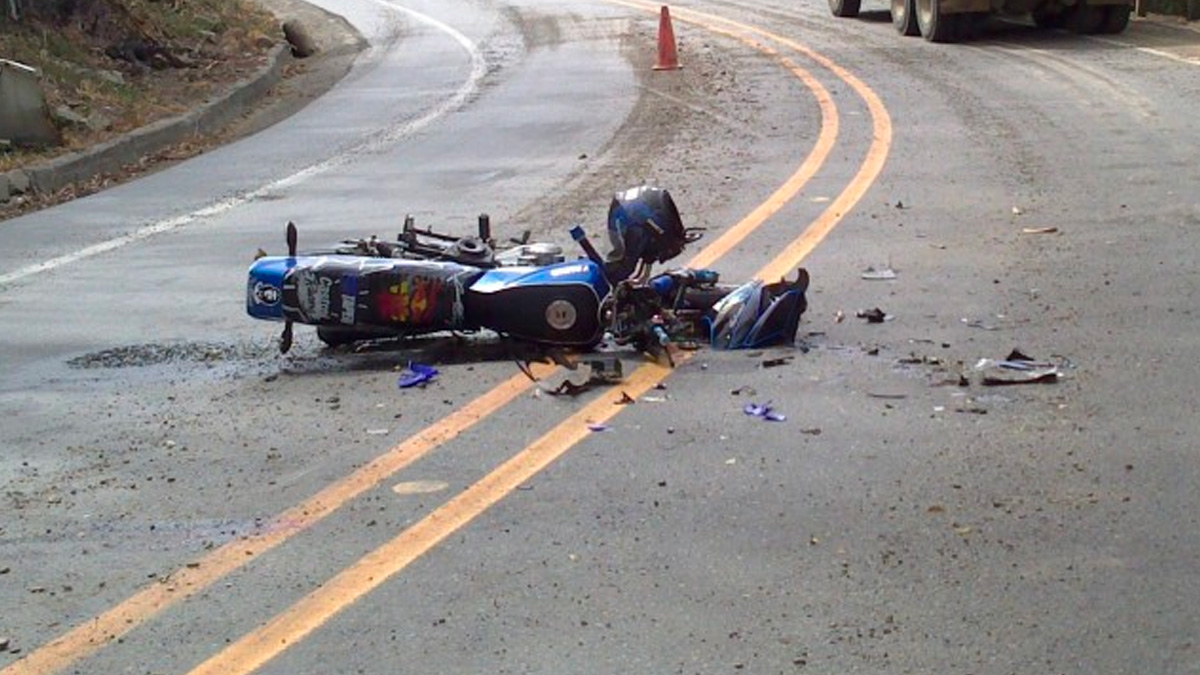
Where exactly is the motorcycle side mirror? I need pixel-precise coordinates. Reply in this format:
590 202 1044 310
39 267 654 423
569 225 606 268
286 220 297 257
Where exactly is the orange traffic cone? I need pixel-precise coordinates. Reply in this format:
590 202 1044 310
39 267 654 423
653 5 680 71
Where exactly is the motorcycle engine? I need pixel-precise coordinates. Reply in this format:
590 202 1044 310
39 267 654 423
497 243 565 267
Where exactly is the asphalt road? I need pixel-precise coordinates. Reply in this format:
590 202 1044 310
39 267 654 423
2 1 1200 673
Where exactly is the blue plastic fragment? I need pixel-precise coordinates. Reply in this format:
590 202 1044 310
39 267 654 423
744 401 786 422
398 362 439 389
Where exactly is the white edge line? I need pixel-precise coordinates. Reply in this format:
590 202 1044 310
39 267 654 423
0 0 487 290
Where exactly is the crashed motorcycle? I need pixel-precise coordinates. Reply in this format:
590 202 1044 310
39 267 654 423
246 186 809 360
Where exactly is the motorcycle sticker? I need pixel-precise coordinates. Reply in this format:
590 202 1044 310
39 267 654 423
252 282 280 306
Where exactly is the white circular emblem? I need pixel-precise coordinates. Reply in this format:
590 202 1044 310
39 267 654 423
545 299 577 331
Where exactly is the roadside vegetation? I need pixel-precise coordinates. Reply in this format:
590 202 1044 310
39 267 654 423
0 0 278 171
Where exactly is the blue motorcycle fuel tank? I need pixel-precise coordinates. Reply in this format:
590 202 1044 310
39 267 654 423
465 260 611 346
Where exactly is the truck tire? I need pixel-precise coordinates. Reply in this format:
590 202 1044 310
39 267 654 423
1100 3 1132 32
830 0 862 18
1064 1 1104 33
917 0 958 41
1031 6 1066 28
893 0 921 35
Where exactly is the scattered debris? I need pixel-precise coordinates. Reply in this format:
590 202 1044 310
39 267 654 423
546 380 595 396
856 308 889 324
398 362 439 388
962 318 999 331
744 401 786 422
975 349 1061 386
834 310 845 323
1012 206 1024 216
867 392 907 400
762 355 793 368
366 428 389 436
861 266 897 281
614 391 636 405
587 423 610 432
642 395 668 403
1021 226 1058 235
544 357 625 397
582 356 624 383
730 386 757 396
800 427 822 435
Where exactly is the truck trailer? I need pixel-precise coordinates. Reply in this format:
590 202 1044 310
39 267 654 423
829 0 1133 42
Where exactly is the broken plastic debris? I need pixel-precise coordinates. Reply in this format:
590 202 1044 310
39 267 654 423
861 266 897 281
587 423 610 432
856 308 888 323
744 401 786 422
1021 226 1058 235
974 350 1061 385
398 362 438 388
962 317 999 331
544 357 624 397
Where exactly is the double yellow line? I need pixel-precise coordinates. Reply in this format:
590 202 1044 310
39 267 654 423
4 4 891 675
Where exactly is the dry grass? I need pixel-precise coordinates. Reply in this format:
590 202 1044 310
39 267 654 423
0 0 278 172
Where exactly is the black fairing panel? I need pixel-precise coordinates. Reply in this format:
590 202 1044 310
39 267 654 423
464 284 602 346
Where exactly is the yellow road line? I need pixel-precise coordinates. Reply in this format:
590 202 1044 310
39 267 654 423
618 1 895 280
182 9 893 675
187 358 679 675
1 363 553 675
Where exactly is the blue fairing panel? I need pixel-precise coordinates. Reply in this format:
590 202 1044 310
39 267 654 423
468 260 610 296
247 256 293 322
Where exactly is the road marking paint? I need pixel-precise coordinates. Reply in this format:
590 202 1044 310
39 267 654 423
0 0 485 291
185 358 678 675
392 480 451 495
611 1 893 280
179 8 894 675
0 362 552 675
3 4 888 675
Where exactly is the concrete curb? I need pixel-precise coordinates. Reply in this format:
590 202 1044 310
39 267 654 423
0 43 289 204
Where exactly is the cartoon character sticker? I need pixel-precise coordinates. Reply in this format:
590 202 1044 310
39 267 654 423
252 282 281 306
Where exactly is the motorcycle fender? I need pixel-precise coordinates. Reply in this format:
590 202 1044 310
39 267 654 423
247 256 293 322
